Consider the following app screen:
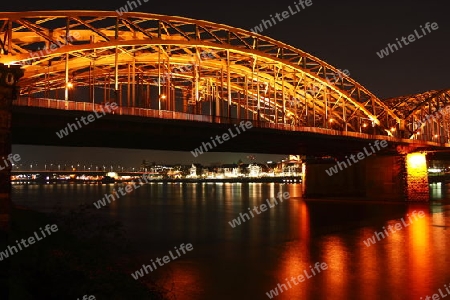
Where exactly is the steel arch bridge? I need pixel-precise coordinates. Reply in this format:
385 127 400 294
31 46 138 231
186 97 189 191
384 89 450 142
0 11 447 143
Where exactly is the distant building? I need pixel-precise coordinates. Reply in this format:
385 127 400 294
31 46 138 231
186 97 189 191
248 163 261 177
188 164 197 178
221 164 240 177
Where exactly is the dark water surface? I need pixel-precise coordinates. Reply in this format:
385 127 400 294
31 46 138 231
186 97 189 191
12 182 450 300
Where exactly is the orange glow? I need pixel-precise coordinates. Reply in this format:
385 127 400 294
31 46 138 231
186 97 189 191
405 153 429 201
409 210 428 249
359 228 380 300
362 123 368 128
275 199 311 299
390 127 396 132
408 207 430 294
159 263 202 300
66 82 73 89
160 94 167 100
329 118 334 123
321 237 348 299
406 153 426 170
300 201 310 243
278 244 310 299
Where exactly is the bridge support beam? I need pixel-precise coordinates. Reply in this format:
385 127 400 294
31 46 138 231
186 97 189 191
0 89 12 299
0 65 23 230
302 153 429 201
0 64 23 300
0 93 12 231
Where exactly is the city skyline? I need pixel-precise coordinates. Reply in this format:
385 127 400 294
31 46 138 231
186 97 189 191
12 145 287 167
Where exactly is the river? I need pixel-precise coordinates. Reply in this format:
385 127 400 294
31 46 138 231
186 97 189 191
12 182 450 299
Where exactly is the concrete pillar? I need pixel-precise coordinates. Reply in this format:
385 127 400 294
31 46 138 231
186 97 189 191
302 153 429 201
0 63 23 300
0 64 23 230
302 159 366 198
365 155 406 201
365 153 429 201
0 86 12 300
0 90 12 231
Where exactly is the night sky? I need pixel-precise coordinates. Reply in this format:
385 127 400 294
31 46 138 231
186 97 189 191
7 0 450 167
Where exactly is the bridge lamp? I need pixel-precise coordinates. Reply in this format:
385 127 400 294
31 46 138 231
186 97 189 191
362 123 368 128
158 94 166 112
329 118 334 123
390 127 396 132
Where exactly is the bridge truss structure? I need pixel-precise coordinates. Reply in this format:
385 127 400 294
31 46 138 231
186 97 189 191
0 11 448 142
384 89 450 143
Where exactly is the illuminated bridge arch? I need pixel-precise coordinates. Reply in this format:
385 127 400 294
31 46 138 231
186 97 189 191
0 11 400 135
384 89 450 142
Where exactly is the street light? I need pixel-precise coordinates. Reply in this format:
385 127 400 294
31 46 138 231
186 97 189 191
159 93 166 115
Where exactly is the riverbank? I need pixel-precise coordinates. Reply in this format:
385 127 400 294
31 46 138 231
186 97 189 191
12 176 302 185
0 205 167 299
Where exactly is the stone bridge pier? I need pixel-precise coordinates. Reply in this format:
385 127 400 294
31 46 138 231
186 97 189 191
0 64 23 231
302 152 429 202
0 64 23 299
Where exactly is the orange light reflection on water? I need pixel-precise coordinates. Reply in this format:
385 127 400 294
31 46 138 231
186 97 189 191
160 264 202 300
384 219 406 296
321 236 348 299
407 207 431 296
359 227 379 300
275 197 311 299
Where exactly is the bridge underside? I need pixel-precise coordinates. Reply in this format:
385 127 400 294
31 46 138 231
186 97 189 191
11 105 444 156
10 105 393 155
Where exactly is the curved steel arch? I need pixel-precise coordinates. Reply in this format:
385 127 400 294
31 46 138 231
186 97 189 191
384 89 450 140
0 10 400 134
